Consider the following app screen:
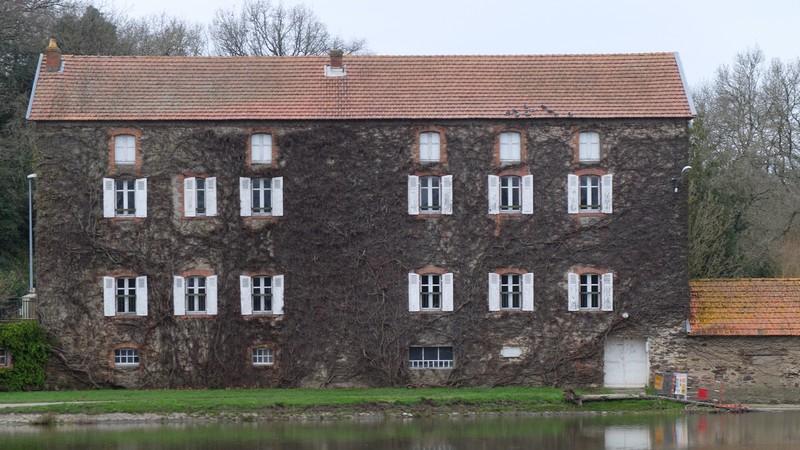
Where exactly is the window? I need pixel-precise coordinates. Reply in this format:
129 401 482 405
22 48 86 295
0 348 8 367
579 131 600 162
239 177 284 217
409 346 453 369
419 132 441 163
407 175 453 215
114 135 136 165
501 346 523 358
567 272 613 311
499 132 521 164
251 134 273 164
567 174 613 214
488 272 534 311
184 177 217 217
252 347 274 366
103 276 148 317
240 275 285 315
102 178 147 218
487 175 533 214
114 348 139 367
173 275 218 315
408 272 453 312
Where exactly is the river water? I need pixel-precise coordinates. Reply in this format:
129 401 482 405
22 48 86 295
3 411 800 449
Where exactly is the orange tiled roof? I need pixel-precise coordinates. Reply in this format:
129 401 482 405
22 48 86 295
689 279 800 336
27 53 693 121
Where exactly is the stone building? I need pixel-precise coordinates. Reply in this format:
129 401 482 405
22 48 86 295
26 41 694 389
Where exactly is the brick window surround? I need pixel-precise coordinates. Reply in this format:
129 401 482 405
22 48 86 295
413 127 448 164
107 128 142 174
247 129 278 168
492 128 527 166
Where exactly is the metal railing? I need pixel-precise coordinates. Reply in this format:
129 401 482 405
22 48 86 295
0 297 37 321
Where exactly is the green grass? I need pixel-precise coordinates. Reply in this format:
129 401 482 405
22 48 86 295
0 387 686 416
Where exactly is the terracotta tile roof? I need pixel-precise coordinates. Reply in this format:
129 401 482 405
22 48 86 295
689 279 800 336
27 53 693 121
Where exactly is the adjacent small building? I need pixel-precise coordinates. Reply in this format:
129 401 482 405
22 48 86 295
26 41 694 389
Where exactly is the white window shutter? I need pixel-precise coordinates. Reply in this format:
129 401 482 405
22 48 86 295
441 175 453 215
488 273 500 311
407 176 420 215
601 272 614 311
102 178 115 218
521 273 534 311
488 175 500 215
567 272 580 311
173 276 186 315
184 178 196 217
103 276 115 316
442 273 454 312
601 174 613 214
239 177 252 217
136 276 148 316
271 177 284 217
206 177 217 216
240 275 252 315
567 174 579 214
522 174 534 214
408 273 420 312
272 275 284 315
135 178 147 218
206 275 218 315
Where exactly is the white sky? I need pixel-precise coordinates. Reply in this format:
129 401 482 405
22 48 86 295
112 0 800 90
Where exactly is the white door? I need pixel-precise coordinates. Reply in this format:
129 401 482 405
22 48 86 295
604 337 648 388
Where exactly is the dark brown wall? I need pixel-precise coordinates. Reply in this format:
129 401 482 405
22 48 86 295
33 118 690 388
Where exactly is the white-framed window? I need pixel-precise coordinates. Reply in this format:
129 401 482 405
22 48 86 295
567 174 613 214
251 133 273 164
114 348 139 367
184 177 217 217
409 346 453 369
567 272 613 311
240 274 284 315
252 347 274 366
103 276 148 317
488 272 534 311
419 132 441 163
173 275 218 315
408 272 453 312
0 348 8 367
103 178 147 218
499 131 521 164
501 346 523 358
114 134 136 165
407 175 453 215
579 131 600 162
487 175 533 214
239 177 283 217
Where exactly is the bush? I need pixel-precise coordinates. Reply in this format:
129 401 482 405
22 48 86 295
0 321 49 390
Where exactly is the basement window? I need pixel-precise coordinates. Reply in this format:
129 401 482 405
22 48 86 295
114 348 139 367
252 347 274 366
0 348 9 367
409 346 453 369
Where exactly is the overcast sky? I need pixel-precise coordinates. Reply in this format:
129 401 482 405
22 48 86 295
112 0 799 90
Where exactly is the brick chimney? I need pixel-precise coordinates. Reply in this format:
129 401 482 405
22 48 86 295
329 50 343 69
45 38 62 72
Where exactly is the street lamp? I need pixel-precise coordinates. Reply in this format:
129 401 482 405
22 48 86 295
27 173 36 293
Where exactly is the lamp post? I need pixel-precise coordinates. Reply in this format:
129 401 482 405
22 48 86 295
27 173 36 293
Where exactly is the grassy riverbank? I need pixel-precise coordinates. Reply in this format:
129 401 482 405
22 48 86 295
0 387 687 417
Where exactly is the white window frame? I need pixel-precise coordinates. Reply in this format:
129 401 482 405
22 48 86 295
184 177 217 217
408 272 453 312
567 174 613 214
488 175 532 215
419 132 441 163
408 175 452 215
173 275 218 316
103 276 148 317
114 134 136 165
114 348 139 367
251 133 273 164
252 347 275 366
240 274 284 315
240 177 283 217
409 346 454 369
103 178 147 218
499 131 522 164
567 272 613 311
579 131 600 162
488 272 534 311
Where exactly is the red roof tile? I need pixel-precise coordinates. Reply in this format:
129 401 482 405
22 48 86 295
689 279 800 336
27 53 694 121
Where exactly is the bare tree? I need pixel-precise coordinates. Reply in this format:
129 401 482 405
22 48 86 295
210 0 367 56
118 13 207 56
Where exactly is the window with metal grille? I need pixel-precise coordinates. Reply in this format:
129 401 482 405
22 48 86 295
114 348 139 366
252 347 274 365
409 346 453 369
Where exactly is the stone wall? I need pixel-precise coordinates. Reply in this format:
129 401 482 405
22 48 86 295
33 118 690 388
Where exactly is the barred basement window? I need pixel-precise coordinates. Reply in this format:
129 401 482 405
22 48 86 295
114 348 139 367
409 346 453 369
252 347 274 366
